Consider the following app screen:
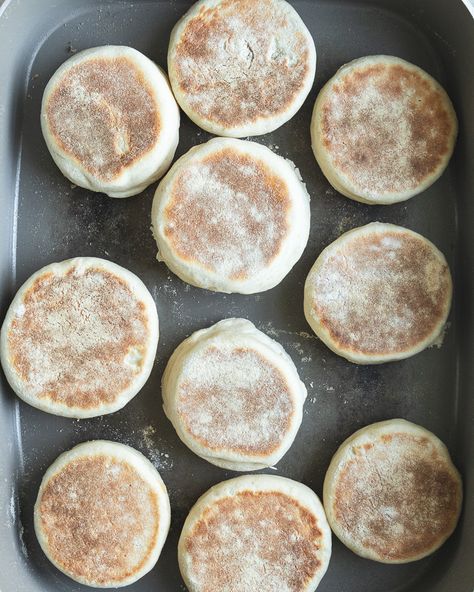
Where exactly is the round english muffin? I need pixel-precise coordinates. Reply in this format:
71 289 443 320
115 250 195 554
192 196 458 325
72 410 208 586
0 257 158 417
34 440 170 587
152 137 310 294
41 45 180 197
304 223 452 364
323 419 463 563
311 55 457 204
162 318 307 471
179 474 331 592
168 0 316 137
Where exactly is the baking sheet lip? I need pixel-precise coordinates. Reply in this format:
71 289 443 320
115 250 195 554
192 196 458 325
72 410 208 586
0 0 32 568
10 134 22 289
461 0 474 17
0 0 13 20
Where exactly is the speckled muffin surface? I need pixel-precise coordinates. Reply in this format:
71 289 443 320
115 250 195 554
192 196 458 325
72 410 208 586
304 223 452 364
323 420 462 563
0 257 159 417
179 475 331 592
311 55 457 204
41 46 179 197
152 138 310 294
162 319 307 471
168 0 316 137
34 441 170 587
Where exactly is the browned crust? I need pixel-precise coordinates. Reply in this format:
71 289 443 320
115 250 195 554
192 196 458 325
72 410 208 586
38 455 160 585
332 432 461 561
172 0 312 128
8 265 149 409
163 147 291 279
320 61 456 195
46 56 160 181
176 346 295 456
184 490 323 590
311 230 451 355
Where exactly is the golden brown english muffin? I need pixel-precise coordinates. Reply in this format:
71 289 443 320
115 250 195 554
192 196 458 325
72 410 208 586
311 55 457 204
323 419 462 563
152 137 310 294
179 474 332 592
0 257 158 417
41 45 179 197
304 223 452 364
168 0 316 137
162 318 307 471
34 440 170 587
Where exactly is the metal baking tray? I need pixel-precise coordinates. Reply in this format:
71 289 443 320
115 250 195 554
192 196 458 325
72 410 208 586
0 0 473 590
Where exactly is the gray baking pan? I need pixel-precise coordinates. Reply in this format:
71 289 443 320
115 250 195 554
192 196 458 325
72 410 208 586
0 1 473 591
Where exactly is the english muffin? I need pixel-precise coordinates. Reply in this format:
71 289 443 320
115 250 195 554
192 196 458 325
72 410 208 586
323 419 462 563
168 0 316 137
311 55 457 204
162 318 307 471
34 440 170 587
179 474 331 592
41 45 180 197
152 137 310 293
0 257 158 417
304 223 452 363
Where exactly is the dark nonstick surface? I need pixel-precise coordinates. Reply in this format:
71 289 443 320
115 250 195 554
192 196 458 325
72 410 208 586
0 1 473 591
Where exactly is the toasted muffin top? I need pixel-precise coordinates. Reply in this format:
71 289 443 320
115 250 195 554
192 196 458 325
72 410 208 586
170 0 314 133
6 262 151 411
183 489 324 591
45 55 160 182
316 56 457 199
37 454 160 585
327 424 462 562
306 224 452 357
176 344 295 457
162 146 291 281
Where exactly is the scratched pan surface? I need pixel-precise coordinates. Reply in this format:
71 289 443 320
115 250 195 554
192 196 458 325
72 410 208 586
0 0 473 590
